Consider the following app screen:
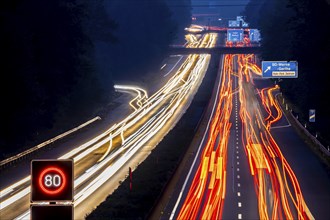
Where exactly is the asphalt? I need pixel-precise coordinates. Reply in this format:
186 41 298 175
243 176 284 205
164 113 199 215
270 116 330 219
154 54 223 219
222 69 259 220
155 58 330 220
254 78 330 219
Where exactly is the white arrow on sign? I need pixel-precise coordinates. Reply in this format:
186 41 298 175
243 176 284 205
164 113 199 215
264 66 271 73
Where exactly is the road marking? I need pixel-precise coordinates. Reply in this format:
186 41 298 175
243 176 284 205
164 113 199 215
236 156 239 159
237 192 241 197
237 161 239 165
238 183 241 187
237 175 240 179
271 125 291 129
238 213 242 219
163 55 184 77
237 168 240 172
238 202 242 207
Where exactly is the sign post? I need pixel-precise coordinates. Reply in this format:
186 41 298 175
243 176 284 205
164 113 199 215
309 109 316 122
31 159 73 220
227 29 244 42
249 29 261 42
129 167 132 191
228 20 240 27
262 61 298 78
30 205 73 220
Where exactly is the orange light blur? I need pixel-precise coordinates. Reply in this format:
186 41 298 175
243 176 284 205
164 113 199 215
177 54 234 220
238 54 313 220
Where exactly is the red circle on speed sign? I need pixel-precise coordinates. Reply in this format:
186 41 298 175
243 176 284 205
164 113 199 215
31 159 73 202
38 167 67 195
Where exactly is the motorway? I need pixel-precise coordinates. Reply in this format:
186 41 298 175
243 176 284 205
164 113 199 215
0 33 218 219
2 29 330 220
159 52 330 219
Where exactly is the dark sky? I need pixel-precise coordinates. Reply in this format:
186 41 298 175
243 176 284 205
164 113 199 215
191 0 250 18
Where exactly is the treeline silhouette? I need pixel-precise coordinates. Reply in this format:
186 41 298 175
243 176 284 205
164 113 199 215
244 0 330 143
0 0 191 158
97 0 191 82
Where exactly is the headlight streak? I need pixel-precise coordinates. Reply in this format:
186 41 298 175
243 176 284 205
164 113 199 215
17 53 211 219
2 33 217 219
114 84 148 111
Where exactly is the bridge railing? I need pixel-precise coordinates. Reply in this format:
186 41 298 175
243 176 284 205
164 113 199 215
169 46 262 55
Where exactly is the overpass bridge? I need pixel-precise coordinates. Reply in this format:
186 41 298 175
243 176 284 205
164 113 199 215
186 28 250 34
169 46 261 55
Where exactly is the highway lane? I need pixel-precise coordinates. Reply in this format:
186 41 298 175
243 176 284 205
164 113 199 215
168 54 257 220
253 79 330 219
236 54 313 219
168 54 228 220
270 124 330 219
174 54 232 220
0 33 217 219
0 51 187 219
221 55 259 220
165 53 320 220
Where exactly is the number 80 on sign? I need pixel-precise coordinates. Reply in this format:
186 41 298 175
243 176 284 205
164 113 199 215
31 159 73 202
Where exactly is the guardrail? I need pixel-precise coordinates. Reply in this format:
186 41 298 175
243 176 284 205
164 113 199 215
0 116 101 167
278 94 330 157
169 46 262 55
290 111 330 156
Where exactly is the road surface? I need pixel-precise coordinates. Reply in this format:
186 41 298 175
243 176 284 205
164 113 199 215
159 53 330 220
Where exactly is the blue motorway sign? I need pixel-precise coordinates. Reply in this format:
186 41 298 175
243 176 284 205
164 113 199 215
236 16 244 22
227 29 243 42
228 20 240 27
242 22 249 27
309 109 316 122
261 61 298 78
249 29 261 42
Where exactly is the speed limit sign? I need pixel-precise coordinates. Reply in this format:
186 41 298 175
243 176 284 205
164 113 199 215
31 159 73 202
